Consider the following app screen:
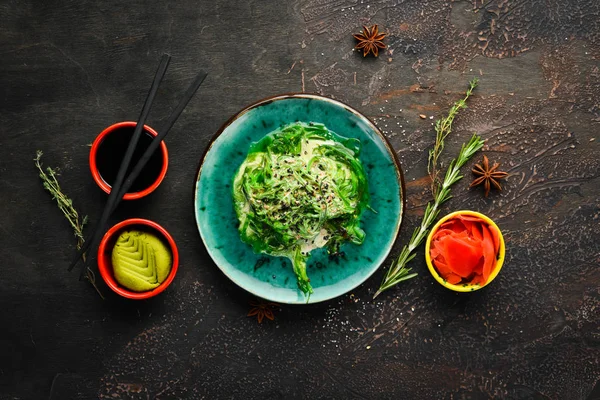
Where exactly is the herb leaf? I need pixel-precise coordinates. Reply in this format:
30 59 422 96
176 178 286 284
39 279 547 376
428 78 478 197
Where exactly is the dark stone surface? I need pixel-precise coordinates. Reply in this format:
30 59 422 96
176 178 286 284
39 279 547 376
1 0 598 399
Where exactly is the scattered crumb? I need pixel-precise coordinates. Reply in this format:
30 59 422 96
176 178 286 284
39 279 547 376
419 114 426 119
287 61 297 74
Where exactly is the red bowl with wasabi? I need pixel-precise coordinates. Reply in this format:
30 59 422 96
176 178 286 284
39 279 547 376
425 210 505 292
97 218 179 300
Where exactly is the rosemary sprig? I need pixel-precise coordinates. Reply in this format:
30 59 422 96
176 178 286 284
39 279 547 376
34 151 104 299
428 78 478 197
374 134 484 298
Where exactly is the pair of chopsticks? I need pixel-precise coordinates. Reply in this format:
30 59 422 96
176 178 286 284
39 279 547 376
69 53 207 278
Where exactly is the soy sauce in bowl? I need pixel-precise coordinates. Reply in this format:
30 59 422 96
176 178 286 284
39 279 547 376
90 121 168 200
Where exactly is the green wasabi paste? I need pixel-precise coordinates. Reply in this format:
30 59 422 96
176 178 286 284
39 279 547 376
112 230 172 292
232 122 370 296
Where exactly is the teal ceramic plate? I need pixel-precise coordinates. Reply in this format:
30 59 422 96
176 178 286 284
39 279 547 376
194 94 405 304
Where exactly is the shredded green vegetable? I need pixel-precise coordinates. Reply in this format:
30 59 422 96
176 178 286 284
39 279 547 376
232 122 370 296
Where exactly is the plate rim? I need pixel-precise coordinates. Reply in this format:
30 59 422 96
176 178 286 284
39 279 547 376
193 93 406 304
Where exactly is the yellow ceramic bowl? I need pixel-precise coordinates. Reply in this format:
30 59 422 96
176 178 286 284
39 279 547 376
425 210 505 292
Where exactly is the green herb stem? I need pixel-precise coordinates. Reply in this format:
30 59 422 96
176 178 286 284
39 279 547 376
428 78 478 197
34 151 104 300
374 134 484 298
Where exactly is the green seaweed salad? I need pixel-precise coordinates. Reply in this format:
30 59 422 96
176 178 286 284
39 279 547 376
232 122 371 297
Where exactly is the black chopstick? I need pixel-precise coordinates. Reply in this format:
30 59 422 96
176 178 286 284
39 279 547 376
68 54 171 273
74 70 207 280
71 68 208 280
110 70 208 213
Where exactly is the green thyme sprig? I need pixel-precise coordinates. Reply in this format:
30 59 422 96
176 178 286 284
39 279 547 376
374 134 484 298
428 78 478 197
34 151 87 245
34 151 104 299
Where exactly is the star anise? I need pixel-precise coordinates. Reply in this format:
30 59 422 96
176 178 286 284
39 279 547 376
353 24 386 57
247 299 278 323
470 155 508 197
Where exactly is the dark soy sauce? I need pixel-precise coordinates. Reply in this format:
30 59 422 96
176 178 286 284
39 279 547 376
95 127 164 193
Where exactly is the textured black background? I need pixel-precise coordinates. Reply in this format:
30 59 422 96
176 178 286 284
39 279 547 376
1 1 599 399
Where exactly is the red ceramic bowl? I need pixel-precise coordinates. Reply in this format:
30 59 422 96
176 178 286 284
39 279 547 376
89 121 169 200
97 218 179 300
